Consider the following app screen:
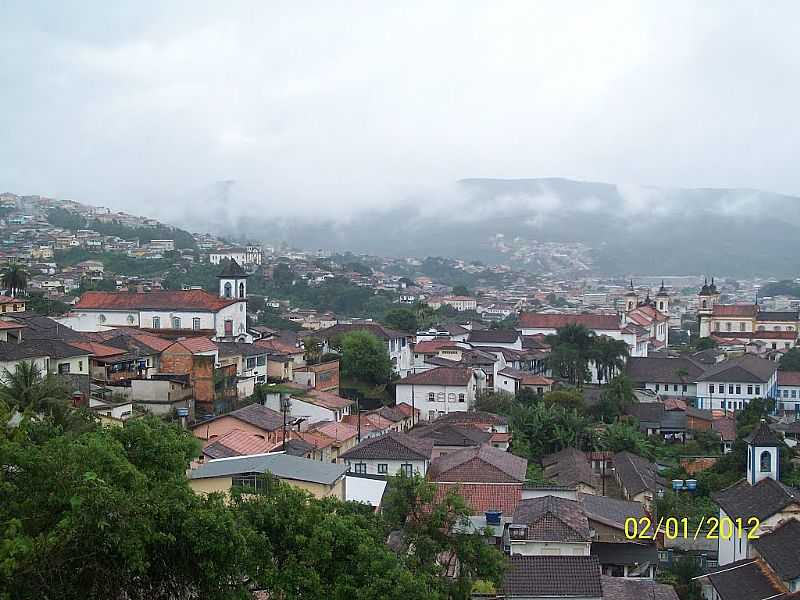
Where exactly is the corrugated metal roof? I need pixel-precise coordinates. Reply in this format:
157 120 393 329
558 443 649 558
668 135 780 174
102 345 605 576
188 452 347 485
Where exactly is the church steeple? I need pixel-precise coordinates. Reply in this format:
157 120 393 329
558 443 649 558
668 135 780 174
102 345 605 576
745 420 782 485
217 258 249 300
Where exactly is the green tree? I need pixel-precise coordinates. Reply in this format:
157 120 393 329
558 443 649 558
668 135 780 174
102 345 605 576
0 361 72 417
779 347 800 371
508 401 589 461
596 421 654 459
591 335 629 384
475 390 516 415
0 416 252 599
542 389 584 412
546 324 595 387
383 308 419 333
0 264 28 297
381 472 505 600
413 301 436 330
304 337 323 365
694 337 718 351
595 375 637 422
340 331 394 384
451 285 470 297
22 292 71 316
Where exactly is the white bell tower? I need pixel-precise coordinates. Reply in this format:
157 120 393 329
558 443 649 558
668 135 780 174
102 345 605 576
217 259 249 300
745 420 781 486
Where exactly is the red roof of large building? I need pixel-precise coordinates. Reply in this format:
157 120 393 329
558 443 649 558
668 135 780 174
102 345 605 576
519 313 620 331
778 371 800 386
397 366 474 387
712 304 758 317
74 290 239 312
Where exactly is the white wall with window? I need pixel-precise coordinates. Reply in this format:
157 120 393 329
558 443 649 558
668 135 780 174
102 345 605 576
695 378 777 411
395 380 478 421
343 458 428 477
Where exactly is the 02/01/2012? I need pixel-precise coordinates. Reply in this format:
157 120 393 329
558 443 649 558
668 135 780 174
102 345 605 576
624 516 761 541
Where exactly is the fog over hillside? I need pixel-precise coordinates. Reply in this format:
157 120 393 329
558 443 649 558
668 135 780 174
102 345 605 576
180 177 800 278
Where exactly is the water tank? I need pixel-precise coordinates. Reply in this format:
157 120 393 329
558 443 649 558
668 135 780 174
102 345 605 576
686 479 697 491
672 479 684 491
485 510 502 526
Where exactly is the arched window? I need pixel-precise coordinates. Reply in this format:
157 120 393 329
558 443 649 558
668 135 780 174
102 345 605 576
740 322 746 332
172 317 181 329
152 316 160 329
447 393 456 403
726 322 732 332
658 301 664 310
437 392 445 402
428 392 435 402
238 282 245 297
760 450 772 473
702 300 707 309
224 282 232 298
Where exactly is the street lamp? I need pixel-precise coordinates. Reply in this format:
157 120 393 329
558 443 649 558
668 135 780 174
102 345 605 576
280 393 291 451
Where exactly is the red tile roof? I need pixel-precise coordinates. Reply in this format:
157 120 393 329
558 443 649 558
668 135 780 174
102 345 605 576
0 295 19 305
310 421 358 443
712 304 758 317
0 319 23 330
74 290 238 312
397 366 474 387
712 416 737 442
778 371 800 386
168 337 218 354
519 313 620 331
69 341 127 358
413 340 465 354
255 338 301 355
203 429 273 458
433 482 521 515
428 445 527 483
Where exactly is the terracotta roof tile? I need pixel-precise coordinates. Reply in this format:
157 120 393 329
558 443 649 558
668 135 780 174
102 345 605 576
75 290 238 312
519 312 620 331
397 366 474 386
428 445 527 483
433 482 521 515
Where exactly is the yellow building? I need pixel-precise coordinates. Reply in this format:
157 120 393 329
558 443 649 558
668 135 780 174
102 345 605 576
188 452 347 500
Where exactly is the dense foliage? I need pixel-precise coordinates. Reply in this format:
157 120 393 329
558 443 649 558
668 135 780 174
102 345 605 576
0 374 503 599
338 331 394 385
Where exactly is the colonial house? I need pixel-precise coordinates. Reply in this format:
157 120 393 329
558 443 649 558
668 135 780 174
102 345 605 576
0 295 26 314
625 356 706 399
262 382 353 424
208 245 262 266
395 366 485 421
409 422 492 458
428 445 528 516
777 371 800 416
59 261 250 342
496 368 554 395
504 495 592 557
426 295 477 312
216 342 269 385
466 329 523 350
188 453 347 500
694 355 778 412
191 403 285 447
338 430 434 476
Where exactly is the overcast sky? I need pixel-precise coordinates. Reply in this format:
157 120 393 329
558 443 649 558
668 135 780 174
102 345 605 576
2 1 800 223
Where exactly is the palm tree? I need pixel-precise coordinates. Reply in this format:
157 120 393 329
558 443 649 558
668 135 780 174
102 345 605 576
1 264 29 297
0 361 70 415
592 335 630 384
546 324 595 388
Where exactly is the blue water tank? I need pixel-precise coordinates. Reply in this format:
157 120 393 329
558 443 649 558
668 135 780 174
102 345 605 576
686 479 697 491
672 479 684 491
485 510 502 526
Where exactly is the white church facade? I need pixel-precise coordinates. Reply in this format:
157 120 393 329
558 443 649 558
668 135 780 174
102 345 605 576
58 260 251 342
